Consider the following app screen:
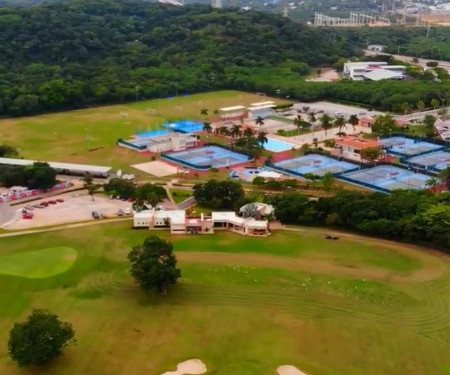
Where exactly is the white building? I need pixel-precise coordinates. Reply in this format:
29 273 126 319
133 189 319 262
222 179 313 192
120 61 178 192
133 207 270 236
247 102 276 120
218 105 247 120
146 133 198 153
343 62 406 81
119 132 198 154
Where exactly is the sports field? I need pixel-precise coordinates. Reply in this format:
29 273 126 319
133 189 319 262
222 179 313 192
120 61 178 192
0 222 449 375
0 91 288 171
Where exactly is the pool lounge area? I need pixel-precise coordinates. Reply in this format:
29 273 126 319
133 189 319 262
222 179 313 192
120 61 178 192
263 137 296 152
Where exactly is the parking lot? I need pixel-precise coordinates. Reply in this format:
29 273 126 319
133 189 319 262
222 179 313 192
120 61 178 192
293 101 384 118
3 192 133 230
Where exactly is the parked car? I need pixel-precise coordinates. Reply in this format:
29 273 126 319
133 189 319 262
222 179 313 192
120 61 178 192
127 197 135 202
125 208 131 215
117 209 124 216
325 234 339 240
92 211 100 219
22 213 33 219
56 198 64 203
48 200 57 204
25 205 34 210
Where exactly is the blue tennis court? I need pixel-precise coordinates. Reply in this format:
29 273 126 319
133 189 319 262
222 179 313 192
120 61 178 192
407 150 450 171
341 165 429 191
380 136 443 157
165 146 249 169
273 155 358 176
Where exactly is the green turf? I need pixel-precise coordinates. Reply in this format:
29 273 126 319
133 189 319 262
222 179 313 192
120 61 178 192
0 91 288 171
169 188 192 204
0 223 448 375
0 247 77 278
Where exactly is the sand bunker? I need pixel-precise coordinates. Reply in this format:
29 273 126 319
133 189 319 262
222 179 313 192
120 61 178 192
132 160 178 177
161 359 207 375
277 365 309 375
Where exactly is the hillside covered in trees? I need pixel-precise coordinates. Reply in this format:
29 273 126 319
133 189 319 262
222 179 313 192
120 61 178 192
0 0 352 116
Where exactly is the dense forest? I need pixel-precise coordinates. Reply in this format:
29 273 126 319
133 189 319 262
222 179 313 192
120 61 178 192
266 189 450 251
0 0 350 116
1 0 450 117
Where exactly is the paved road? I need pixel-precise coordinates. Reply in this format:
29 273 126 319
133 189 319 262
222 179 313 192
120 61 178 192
0 203 17 227
364 49 450 73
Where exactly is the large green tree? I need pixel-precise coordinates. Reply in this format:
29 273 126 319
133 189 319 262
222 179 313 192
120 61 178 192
128 236 181 294
371 114 399 136
193 179 244 209
24 162 57 190
8 309 75 367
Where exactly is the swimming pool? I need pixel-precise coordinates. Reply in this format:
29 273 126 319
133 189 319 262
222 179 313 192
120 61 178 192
136 129 169 138
263 137 296 152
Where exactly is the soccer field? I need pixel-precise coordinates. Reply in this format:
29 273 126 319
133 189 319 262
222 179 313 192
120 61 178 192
0 91 288 171
0 223 449 375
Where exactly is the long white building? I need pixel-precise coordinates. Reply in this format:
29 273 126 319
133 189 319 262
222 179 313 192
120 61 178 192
343 62 406 81
133 208 271 236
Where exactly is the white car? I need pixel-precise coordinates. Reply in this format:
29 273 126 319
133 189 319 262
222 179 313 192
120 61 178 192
125 208 131 215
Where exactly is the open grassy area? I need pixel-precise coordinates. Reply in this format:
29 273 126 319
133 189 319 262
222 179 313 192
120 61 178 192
0 91 288 172
0 247 77 278
168 189 192 204
0 222 449 375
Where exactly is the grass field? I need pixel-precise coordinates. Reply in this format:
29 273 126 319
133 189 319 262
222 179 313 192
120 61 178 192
0 222 449 375
0 91 288 171
168 189 192 204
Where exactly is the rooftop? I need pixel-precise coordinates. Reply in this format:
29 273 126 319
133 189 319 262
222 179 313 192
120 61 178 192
335 137 382 149
248 104 276 110
219 105 246 112
250 101 275 106
363 70 405 81
0 157 111 174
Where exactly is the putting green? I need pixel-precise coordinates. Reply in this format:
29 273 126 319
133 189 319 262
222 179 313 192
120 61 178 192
0 247 77 278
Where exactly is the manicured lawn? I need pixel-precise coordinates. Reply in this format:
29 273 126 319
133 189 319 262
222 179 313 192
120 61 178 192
0 91 288 171
0 223 449 375
0 247 77 278
169 189 192 204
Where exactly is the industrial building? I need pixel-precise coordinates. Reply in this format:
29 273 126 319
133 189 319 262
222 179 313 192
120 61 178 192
0 157 111 178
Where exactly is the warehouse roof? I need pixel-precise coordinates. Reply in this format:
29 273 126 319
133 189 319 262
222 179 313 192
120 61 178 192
0 157 111 174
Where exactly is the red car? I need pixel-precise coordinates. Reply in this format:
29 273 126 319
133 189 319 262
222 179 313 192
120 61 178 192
41 202 49 207
22 213 33 219
48 200 57 204
56 198 64 203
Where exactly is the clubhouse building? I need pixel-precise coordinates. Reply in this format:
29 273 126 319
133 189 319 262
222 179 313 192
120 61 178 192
133 204 273 236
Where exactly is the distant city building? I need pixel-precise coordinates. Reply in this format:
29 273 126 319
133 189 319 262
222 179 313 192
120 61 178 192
343 61 406 81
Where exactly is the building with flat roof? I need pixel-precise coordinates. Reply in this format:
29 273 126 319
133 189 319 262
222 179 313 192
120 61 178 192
119 132 198 153
218 105 247 120
133 207 270 236
343 61 406 81
247 104 276 120
0 157 111 177
335 136 384 162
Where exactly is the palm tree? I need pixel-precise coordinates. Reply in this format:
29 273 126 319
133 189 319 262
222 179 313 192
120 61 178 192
256 131 268 148
308 111 317 124
400 102 411 115
83 173 100 201
213 109 219 116
416 100 425 112
293 115 302 135
200 108 209 117
243 127 255 138
348 114 359 132
255 116 265 126
334 116 346 134
203 122 212 134
320 114 332 137
218 126 229 136
431 99 439 110
230 124 241 138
